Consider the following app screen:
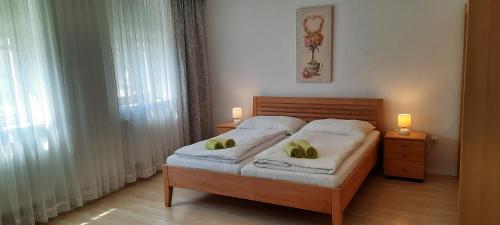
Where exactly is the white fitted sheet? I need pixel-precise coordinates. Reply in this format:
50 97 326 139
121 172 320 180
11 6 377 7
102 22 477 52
166 134 287 174
241 130 380 188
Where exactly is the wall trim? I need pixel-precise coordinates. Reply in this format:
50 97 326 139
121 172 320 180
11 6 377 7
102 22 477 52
426 169 458 177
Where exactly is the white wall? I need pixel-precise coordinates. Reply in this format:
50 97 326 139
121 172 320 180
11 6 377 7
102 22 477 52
205 0 466 175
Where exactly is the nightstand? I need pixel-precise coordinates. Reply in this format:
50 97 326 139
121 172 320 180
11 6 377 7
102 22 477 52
216 121 237 134
384 131 427 180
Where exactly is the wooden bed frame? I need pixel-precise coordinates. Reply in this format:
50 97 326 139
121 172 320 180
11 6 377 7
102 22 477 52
162 96 384 225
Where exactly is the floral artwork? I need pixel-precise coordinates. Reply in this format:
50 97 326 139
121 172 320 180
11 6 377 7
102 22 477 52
297 6 333 82
302 15 325 78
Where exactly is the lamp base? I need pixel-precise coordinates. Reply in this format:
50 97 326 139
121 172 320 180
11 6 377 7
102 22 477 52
399 128 410 136
233 119 241 125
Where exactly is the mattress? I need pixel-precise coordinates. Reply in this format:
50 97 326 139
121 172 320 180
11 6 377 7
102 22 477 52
166 134 287 174
240 130 380 188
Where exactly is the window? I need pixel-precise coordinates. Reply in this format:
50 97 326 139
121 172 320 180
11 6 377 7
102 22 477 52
0 34 52 131
107 2 177 114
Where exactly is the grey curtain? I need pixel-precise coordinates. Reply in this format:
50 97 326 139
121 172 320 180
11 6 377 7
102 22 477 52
171 0 212 143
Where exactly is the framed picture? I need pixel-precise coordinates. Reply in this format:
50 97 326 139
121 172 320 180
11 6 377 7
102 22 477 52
296 6 333 82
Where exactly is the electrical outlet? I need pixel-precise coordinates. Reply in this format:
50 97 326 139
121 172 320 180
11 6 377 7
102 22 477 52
430 136 438 144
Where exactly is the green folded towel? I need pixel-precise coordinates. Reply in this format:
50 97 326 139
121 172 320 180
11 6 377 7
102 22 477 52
296 140 318 159
205 138 236 150
213 138 236 148
205 139 223 150
284 142 304 158
287 141 298 147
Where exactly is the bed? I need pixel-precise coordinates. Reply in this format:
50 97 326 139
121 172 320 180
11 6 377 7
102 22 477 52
162 96 384 225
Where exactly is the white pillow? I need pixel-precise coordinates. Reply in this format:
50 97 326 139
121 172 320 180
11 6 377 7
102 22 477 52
301 118 375 136
237 116 307 134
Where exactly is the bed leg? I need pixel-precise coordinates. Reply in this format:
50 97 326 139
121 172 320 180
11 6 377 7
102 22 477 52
163 165 173 207
165 186 173 207
332 190 343 225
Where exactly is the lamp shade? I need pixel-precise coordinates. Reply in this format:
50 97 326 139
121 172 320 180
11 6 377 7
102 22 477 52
398 114 412 128
232 107 242 119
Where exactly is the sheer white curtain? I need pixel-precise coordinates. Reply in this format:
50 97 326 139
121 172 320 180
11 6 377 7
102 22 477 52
106 0 184 181
52 0 183 193
1 0 183 224
51 0 127 201
0 0 82 224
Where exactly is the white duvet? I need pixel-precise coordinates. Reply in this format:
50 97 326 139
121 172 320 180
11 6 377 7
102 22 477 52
253 130 365 174
174 128 286 163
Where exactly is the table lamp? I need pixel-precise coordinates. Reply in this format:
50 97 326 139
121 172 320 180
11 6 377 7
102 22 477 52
398 113 412 136
232 107 242 124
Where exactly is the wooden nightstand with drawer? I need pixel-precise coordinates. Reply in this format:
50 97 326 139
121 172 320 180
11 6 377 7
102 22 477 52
216 122 237 134
384 131 427 180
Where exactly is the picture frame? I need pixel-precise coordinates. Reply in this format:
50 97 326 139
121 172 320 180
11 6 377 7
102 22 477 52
296 6 334 83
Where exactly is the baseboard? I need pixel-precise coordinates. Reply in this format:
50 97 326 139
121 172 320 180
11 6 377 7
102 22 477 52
425 169 457 176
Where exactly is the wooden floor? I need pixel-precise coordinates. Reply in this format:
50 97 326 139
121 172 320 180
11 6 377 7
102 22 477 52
41 171 458 225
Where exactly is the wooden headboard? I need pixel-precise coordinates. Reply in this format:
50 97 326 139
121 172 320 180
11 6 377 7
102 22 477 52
253 96 384 132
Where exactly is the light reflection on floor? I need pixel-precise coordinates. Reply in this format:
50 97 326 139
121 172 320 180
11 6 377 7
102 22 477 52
79 208 116 225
